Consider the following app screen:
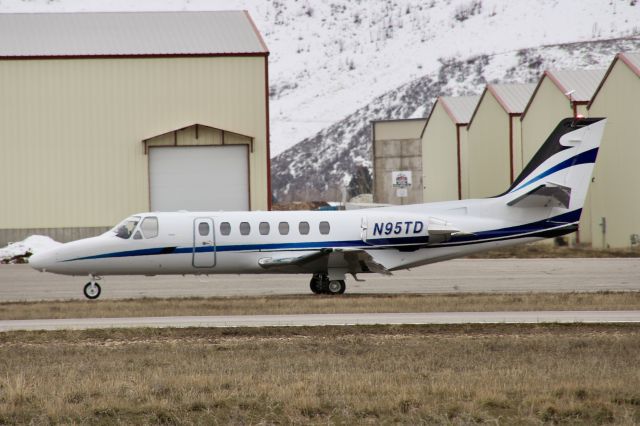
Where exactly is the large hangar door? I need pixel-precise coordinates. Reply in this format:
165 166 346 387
149 145 249 211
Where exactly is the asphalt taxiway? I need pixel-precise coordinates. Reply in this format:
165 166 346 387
0 258 638 301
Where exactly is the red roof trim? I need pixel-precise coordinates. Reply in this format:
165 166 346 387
419 97 440 139
263 56 272 211
0 52 268 60
620 52 640 77
467 87 489 130
244 10 270 54
486 84 513 114
544 70 571 98
439 97 463 124
589 52 640 109
520 71 545 121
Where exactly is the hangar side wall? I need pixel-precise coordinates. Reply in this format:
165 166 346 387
467 92 510 198
511 117 523 176
588 61 640 248
373 121 424 205
374 119 425 141
421 103 459 202
0 56 268 235
459 127 470 199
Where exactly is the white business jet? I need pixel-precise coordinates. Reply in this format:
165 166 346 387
30 117 605 299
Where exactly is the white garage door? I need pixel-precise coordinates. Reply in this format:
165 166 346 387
149 145 249 211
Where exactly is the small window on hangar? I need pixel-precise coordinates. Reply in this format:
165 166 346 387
145 124 253 212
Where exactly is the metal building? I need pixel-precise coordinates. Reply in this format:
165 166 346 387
466 83 535 198
586 52 640 248
371 118 426 205
519 69 606 244
0 12 271 245
420 95 479 202
520 69 606 166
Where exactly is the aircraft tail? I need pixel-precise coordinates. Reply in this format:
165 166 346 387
500 117 605 217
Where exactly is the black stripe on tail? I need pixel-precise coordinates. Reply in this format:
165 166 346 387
498 117 605 197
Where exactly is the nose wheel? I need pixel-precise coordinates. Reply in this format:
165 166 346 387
83 275 102 299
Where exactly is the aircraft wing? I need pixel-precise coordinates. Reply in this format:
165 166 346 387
257 249 333 268
507 182 571 208
340 248 392 275
258 248 392 275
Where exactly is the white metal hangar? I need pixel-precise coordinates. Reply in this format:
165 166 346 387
0 11 271 245
420 95 479 202
466 83 535 198
587 52 640 248
520 69 606 168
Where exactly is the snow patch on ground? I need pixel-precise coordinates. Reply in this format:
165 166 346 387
0 236 62 263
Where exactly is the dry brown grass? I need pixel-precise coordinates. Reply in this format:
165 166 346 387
0 324 639 424
468 244 640 258
1 292 639 320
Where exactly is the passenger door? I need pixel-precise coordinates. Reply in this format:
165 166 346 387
193 218 216 268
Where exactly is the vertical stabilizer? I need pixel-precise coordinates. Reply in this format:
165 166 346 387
502 118 605 214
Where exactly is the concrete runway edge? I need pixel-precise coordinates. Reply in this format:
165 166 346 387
1 311 639 332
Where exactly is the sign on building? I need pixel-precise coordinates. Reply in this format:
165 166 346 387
392 171 412 197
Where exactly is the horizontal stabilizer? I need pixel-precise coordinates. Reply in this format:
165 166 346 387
427 217 471 243
427 217 460 235
507 182 571 208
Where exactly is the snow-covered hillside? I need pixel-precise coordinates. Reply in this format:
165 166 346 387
272 37 640 201
2 0 640 200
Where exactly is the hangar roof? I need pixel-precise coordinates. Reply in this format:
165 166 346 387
488 83 536 114
467 83 534 129
439 95 480 124
419 95 479 139
621 51 640 74
521 68 606 119
0 11 268 58
589 51 640 108
545 69 607 102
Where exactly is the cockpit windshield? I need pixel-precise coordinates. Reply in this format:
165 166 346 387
112 216 141 239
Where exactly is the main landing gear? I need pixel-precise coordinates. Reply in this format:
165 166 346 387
83 275 102 300
310 273 346 295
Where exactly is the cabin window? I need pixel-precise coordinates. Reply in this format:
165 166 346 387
140 217 158 239
319 221 330 235
299 221 310 235
113 216 140 239
259 222 270 235
220 222 231 236
198 222 210 236
279 222 290 235
240 222 251 235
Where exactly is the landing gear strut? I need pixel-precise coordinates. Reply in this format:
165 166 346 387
309 274 346 295
83 275 102 300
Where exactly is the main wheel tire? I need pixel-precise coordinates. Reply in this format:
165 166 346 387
320 278 330 294
327 280 346 295
309 276 323 294
83 282 101 300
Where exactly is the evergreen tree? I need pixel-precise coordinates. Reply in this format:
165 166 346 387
347 166 372 198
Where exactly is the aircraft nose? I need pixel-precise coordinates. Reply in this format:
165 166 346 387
29 250 56 272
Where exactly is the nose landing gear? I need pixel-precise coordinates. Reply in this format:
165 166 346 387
309 273 346 295
83 275 102 300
